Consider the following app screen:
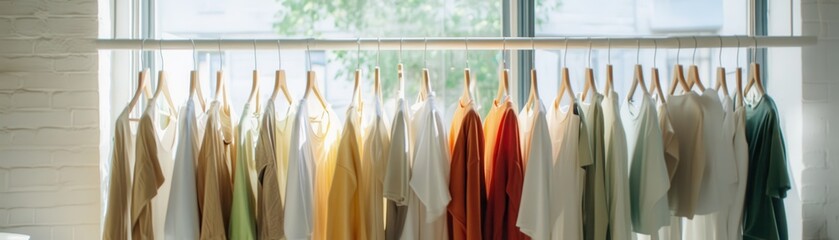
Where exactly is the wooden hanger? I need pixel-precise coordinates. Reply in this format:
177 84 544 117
214 39 225 102
554 39 576 107
714 67 728 97
524 39 539 110
418 38 432 101
524 68 540 110
736 67 744 107
187 40 206 111
126 68 151 114
581 39 598 102
668 39 690 95
397 63 405 99
153 42 177 116
374 67 382 103
603 39 615 93
744 37 766 97
270 40 293 104
650 67 666 104
303 40 328 109
460 37 474 103
247 41 261 112
686 37 706 91
350 68 362 107
713 37 729 97
626 64 649 102
687 64 706 91
496 37 510 103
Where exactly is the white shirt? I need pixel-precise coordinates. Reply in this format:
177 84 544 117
693 89 736 214
547 102 585 240
164 98 200 239
516 99 554 240
726 97 749 240
621 95 671 235
602 91 632 239
284 99 316 240
402 95 451 240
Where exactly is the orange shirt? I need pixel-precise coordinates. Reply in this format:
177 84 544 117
484 101 527 240
447 101 486 240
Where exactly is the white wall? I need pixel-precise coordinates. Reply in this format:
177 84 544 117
800 0 839 239
0 0 100 239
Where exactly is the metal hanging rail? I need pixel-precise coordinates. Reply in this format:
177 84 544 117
96 36 816 51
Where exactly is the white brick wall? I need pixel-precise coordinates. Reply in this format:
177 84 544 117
0 0 99 239
801 0 839 239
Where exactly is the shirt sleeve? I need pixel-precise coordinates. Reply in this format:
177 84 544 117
766 112 791 199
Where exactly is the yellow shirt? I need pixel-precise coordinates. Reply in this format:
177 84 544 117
363 102 390 240
327 105 365 240
310 103 341 240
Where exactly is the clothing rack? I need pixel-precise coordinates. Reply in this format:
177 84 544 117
96 36 816 51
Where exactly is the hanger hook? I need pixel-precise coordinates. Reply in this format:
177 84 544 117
607 38 612 65
399 37 403 64
676 37 681 65
276 39 282 69
531 37 535 68
140 39 147 71
465 36 470 69
502 36 507 68
653 39 658 68
636 39 641 65
377 37 381 67
736 36 741 68
253 39 258 70
158 39 165 70
752 37 758 63
587 37 592 68
306 38 312 71
718 36 724 66
563 37 569 68
356 37 361 70
692 36 698 65
191 39 197 70
424 37 428 68
218 38 223 70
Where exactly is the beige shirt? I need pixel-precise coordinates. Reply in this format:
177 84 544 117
665 92 706 218
103 108 135 240
363 101 391 240
131 100 170 240
255 101 287 239
198 101 234 239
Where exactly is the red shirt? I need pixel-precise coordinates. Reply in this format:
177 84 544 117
484 104 527 240
448 105 486 240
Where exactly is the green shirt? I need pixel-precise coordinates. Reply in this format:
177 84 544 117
743 96 790 240
579 93 608 240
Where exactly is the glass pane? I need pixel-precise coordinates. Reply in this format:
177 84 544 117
157 0 503 123
535 0 750 105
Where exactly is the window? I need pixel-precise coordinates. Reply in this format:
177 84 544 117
533 0 751 105
155 0 507 123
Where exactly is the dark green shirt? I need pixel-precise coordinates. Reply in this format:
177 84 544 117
743 96 790 240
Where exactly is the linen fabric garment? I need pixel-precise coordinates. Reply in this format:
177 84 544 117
165 97 201 239
384 97 412 240
447 99 487 240
547 102 591 240
152 104 178 240
103 106 135 240
402 94 452 240
579 93 609 240
254 101 287 239
692 88 737 215
743 95 790 240
516 99 555 240
684 93 740 240
724 95 750 240
198 101 235 239
229 102 260 239
665 92 706 218
364 99 391 240
131 99 172 240
602 91 632 239
621 95 671 235
310 102 342 240
284 99 317 240
655 100 683 240
483 99 527 240
327 104 366 240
